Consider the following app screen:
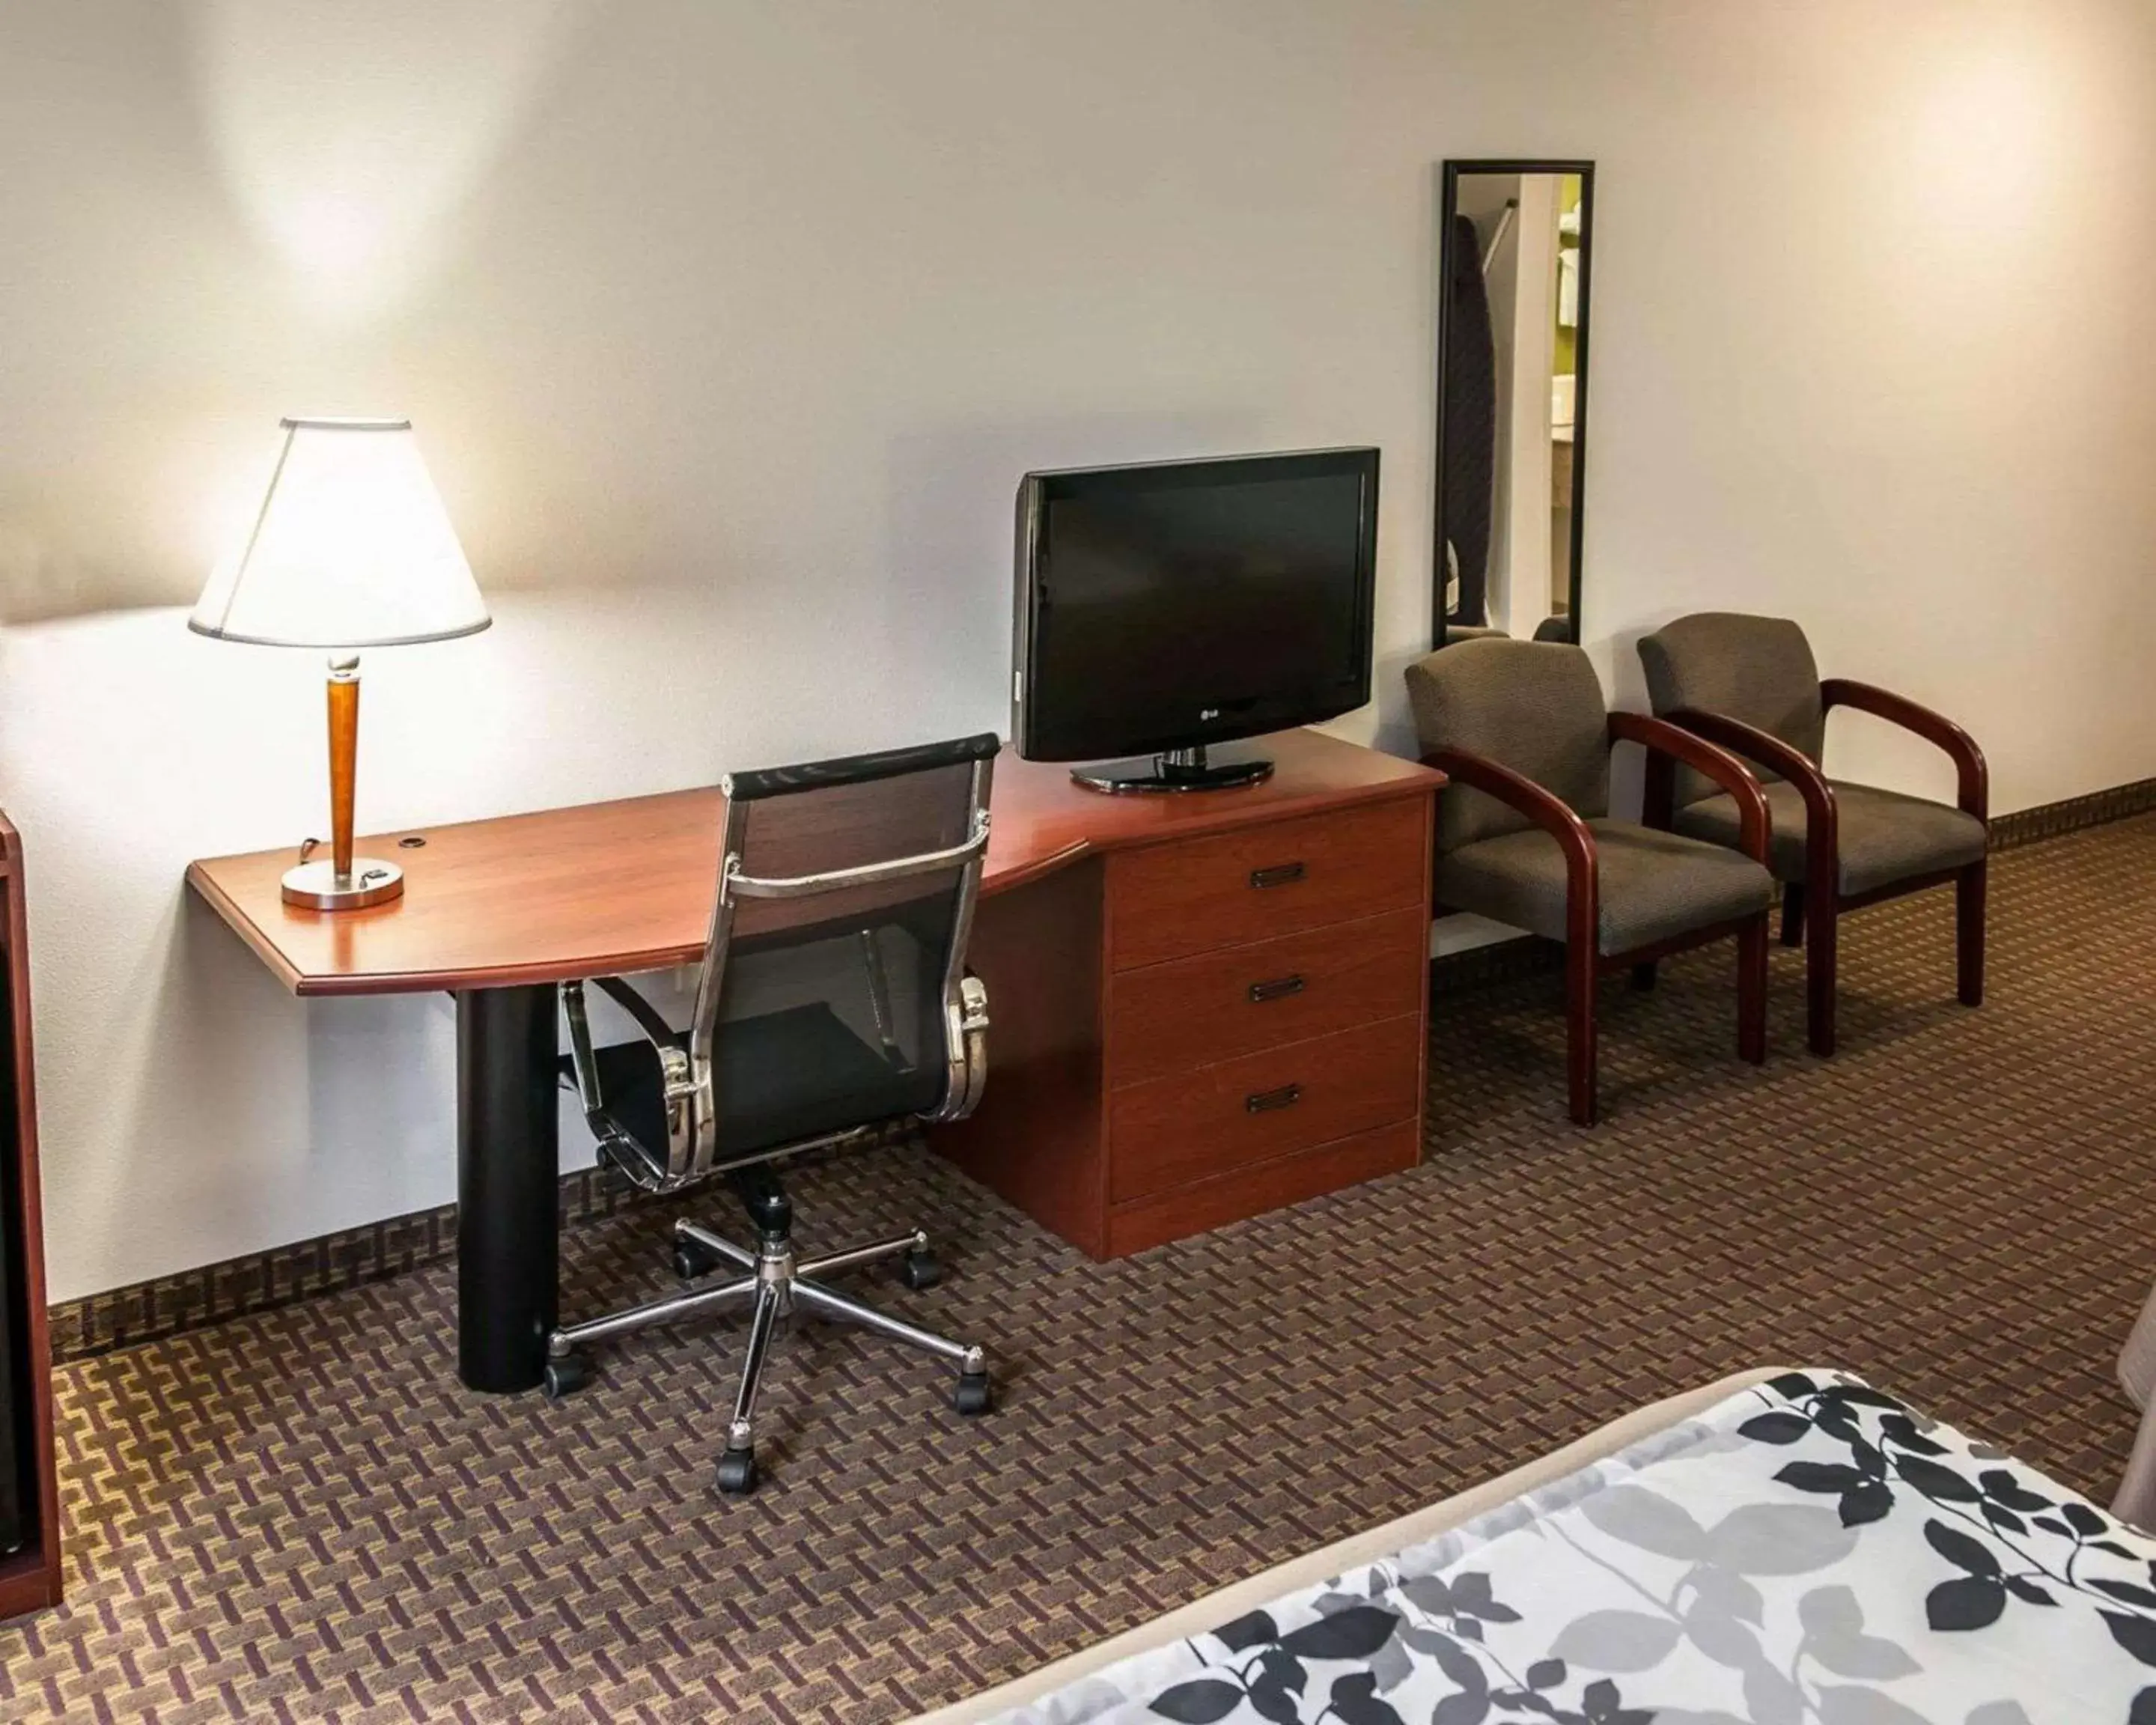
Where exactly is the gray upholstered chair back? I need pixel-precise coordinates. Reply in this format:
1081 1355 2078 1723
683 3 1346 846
1405 638 1610 852
1637 612 1824 804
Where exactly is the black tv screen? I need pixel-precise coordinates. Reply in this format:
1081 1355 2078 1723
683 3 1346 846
1014 448 1379 763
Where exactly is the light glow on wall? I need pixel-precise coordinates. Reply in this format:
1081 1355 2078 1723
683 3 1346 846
188 0 582 323
1895 19 2090 240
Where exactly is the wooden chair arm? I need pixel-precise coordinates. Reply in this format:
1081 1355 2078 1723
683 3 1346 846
1661 708 1815 788
1662 706 1836 882
1420 747 1599 919
1821 678 1988 821
1607 713 1771 865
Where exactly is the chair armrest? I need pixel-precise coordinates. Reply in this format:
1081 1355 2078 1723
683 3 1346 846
926 973 990 1124
560 975 697 1190
1663 706 1838 880
1821 678 1988 821
560 975 689 1100
1420 747 1599 920
1607 713 1771 865
1661 708 1816 788
591 975 680 1047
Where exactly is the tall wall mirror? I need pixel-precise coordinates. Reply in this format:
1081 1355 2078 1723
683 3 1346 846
1434 159 1595 646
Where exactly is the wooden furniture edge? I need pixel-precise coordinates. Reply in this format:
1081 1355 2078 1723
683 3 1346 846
985 767 1443 890
977 839 1092 897
184 860 306 993
184 753 1445 1000
1103 1117 1417 1256
1413 790 1433 1166
0 814 60 1616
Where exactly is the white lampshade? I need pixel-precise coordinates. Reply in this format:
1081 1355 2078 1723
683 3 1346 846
191 418 490 648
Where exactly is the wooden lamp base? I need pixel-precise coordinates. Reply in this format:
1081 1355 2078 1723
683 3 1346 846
279 651 406 912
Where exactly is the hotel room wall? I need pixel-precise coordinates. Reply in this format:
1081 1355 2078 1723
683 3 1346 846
1 0 2152 1298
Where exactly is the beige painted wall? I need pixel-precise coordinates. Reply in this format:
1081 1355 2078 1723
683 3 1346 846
3 0 2154 1298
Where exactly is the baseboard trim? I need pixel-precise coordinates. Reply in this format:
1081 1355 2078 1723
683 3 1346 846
1988 776 2156 850
54 777 2155 1365
49 1130 907 1366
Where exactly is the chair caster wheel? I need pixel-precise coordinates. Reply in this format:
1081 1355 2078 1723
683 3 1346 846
542 1354 590 1400
672 1236 722 1281
715 1447 759 1495
953 1369 993 1416
901 1247 941 1292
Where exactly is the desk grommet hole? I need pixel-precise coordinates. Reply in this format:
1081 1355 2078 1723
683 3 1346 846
398 836 427 849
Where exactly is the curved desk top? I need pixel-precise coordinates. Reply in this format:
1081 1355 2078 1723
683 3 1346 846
186 730 1443 997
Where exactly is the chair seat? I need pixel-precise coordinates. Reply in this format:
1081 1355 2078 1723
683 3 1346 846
1434 818 1774 956
561 1002 943 1162
1674 779 1985 898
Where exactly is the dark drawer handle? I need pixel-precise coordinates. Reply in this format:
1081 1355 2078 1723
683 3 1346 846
1246 1083 1303 1114
1247 974 1306 1004
1249 862 1306 889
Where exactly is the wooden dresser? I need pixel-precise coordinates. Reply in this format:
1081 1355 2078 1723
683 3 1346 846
935 731 1441 1256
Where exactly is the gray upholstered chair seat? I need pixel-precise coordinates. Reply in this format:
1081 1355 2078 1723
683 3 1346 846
1674 779 1985 898
1434 819 1775 955
1638 609 1991 1056
1410 634 1774 1123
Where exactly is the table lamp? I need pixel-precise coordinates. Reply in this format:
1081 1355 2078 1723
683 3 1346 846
191 417 490 910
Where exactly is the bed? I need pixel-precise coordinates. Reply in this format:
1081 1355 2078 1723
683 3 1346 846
914 1369 2155 1725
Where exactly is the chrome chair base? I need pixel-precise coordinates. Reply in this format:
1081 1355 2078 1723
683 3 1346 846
544 1201 990 1496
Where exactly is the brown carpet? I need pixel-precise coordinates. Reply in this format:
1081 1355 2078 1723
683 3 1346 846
6 816 2153 1724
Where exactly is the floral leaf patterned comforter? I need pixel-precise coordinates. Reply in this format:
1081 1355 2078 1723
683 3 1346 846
993 1373 2155 1725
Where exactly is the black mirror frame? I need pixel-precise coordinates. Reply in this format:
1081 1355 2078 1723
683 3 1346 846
1432 159 1596 649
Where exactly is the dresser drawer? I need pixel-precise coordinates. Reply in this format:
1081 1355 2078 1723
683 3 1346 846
1107 905 1426 1089
1109 1014 1422 1204
1106 1119 1419 1256
1106 797 1428 971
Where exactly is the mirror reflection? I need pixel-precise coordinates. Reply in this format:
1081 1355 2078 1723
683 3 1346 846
1436 163 1593 646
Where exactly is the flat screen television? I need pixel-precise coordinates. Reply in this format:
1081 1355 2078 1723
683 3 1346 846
1012 447 1379 793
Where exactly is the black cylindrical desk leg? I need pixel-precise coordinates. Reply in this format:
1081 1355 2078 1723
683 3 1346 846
456 985 559 1393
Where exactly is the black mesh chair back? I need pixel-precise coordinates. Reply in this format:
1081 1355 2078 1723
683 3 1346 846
558 733 997 1195
689 740 996 1169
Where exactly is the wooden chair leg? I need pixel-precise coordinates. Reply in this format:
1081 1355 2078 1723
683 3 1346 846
1630 962 1657 991
1736 914 1768 1065
1805 884 1839 1056
1567 942 1598 1126
1957 859 1987 1006
1779 882 1805 947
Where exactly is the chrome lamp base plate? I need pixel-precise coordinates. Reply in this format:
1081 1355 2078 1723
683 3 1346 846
281 857 405 910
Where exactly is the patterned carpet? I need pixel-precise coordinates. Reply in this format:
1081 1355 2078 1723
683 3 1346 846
6 816 2153 1723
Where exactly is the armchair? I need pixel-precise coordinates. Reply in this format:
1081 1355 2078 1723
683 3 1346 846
1638 614 1988 1056
543 731 1001 1495
1407 639 1776 1125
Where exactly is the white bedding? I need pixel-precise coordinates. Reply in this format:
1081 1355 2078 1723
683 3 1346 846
918 1369 2154 1725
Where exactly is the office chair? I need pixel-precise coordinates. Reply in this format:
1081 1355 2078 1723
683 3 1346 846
543 732 999 1494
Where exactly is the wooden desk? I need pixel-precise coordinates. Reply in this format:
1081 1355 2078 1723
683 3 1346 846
189 731 1442 1391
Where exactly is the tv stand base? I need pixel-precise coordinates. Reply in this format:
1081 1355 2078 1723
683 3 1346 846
1070 745 1274 795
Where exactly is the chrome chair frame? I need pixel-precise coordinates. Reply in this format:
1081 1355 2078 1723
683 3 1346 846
543 747 995 1495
